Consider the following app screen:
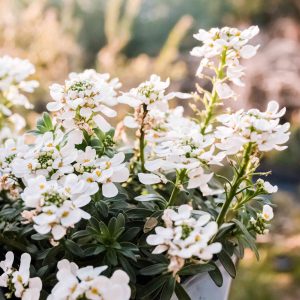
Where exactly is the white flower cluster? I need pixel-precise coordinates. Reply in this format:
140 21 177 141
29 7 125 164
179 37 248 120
74 148 129 198
191 26 260 98
47 69 121 134
250 204 274 234
119 75 191 129
0 130 129 198
0 55 38 110
137 106 224 196
21 174 93 240
146 205 221 275
0 56 38 141
216 101 290 155
11 131 78 180
48 259 131 300
0 252 42 300
119 76 224 196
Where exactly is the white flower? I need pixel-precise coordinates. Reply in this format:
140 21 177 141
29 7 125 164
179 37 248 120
0 55 38 109
215 82 235 99
139 107 223 195
47 69 120 133
216 101 290 155
0 252 42 300
258 180 278 194
119 75 190 111
21 174 94 240
191 26 260 89
48 260 131 300
146 205 221 274
11 130 78 180
92 152 129 198
261 205 274 221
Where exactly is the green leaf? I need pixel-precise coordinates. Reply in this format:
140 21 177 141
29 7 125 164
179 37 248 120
95 201 109 218
160 276 176 300
138 274 169 298
179 263 215 276
135 194 167 204
31 233 51 241
126 208 154 219
84 245 106 256
118 254 136 283
64 240 84 257
217 250 236 278
175 283 191 300
37 265 48 277
71 230 89 239
119 227 140 241
232 218 259 259
139 263 168 276
208 263 223 287
105 248 118 265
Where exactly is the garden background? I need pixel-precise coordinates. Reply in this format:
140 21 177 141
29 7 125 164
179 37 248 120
1 0 300 299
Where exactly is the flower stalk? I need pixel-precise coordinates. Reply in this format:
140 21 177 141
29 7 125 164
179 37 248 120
217 142 253 226
168 170 186 207
200 47 227 134
139 104 148 172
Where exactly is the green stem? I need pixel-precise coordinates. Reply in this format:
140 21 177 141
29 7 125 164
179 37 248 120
217 143 253 226
167 170 186 207
139 104 148 172
200 47 227 135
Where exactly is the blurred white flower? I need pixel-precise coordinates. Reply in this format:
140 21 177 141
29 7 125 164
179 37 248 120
0 55 38 109
261 204 274 221
48 259 131 300
0 252 42 300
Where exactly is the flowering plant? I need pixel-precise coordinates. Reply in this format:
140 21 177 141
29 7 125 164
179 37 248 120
0 26 290 300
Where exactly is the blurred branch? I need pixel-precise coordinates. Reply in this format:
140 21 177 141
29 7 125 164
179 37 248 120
154 15 193 74
98 0 141 71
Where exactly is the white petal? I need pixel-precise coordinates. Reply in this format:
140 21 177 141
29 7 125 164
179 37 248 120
98 105 117 118
110 152 125 166
80 107 92 119
52 225 67 240
102 182 118 198
138 173 161 185
123 116 138 128
111 167 129 183
152 245 168 254
46 102 64 112
93 114 111 132
118 94 141 108
240 45 260 59
215 82 234 99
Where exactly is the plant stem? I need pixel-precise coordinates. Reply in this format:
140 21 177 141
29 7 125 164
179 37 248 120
200 47 227 135
167 170 186 207
139 104 148 172
216 143 253 226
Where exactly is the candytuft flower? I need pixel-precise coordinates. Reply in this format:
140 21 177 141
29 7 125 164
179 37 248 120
47 69 120 133
48 259 131 300
0 252 42 300
147 205 221 275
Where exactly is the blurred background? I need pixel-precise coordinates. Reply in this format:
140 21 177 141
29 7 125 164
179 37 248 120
1 0 300 299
